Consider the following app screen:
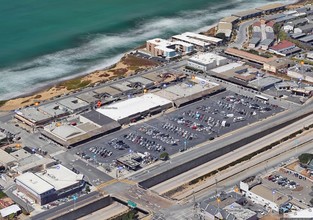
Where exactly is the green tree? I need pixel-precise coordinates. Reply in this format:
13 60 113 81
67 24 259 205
298 153 313 164
160 152 169 161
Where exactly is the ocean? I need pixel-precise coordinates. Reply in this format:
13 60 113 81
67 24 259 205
0 0 296 100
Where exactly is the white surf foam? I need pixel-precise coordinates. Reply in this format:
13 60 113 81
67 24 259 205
0 0 298 100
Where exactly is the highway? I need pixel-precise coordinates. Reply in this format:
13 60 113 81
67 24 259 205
30 191 101 220
128 101 313 187
77 202 129 220
151 113 313 199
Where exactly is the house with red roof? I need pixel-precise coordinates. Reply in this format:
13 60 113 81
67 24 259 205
269 40 301 56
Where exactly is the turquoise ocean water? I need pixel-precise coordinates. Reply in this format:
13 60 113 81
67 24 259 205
0 0 294 100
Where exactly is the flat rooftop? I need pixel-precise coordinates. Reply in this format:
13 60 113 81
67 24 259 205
38 103 68 117
111 81 133 93
189 52 227 65
256 3 285 11
45 124 86 141
211 63 243 73
58 97 89 111
232 9 262 18
172 34 208 47
0 149 17 165
16 108 52 123
16 172 54 195
96 93 172 122
94 86 122 97
127 76 154 86
76 92 99 104
224 203 256 220
250 185 289 206
249 76 282 89
10 149 31 161
36 164 83 191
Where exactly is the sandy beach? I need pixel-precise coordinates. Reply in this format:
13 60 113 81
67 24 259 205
0 54 157 111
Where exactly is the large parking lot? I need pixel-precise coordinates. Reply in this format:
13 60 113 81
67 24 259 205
70 91 283 169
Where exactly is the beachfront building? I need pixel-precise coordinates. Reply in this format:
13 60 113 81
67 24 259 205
187 52 228 72
15 164 84 205
172 32 223 51
146 38 193 59
256 3 285 14
232 9 262 20
216 22 233 39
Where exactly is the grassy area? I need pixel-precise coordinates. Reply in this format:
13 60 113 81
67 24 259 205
0 100 7 107
0 190 7 199
122 55 157 67
109 68 128 76
59 78 91 90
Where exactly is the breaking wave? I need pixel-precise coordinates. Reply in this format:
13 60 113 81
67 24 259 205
0 0 297 100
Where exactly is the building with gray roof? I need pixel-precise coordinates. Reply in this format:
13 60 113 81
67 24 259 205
275 15 295 23
0 149 17 169
58 97 89 113
127 76 155 89
248 76 282 91
38 103 69 118
15 108 52 126
248 38 261 49
294 23 313 34
263 13 286 22
94 86 122 98
110 81 134 94
299 34 313 43
259 39 274 50
76 91 99 104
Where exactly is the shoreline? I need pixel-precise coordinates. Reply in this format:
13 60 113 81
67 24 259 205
0 0 304 111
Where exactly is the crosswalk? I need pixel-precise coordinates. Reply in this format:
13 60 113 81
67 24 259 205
95 178 137 190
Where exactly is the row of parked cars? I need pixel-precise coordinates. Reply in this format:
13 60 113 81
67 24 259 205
124 131 166 152
161 122 197 140
138 126 179 145
268 174 298 189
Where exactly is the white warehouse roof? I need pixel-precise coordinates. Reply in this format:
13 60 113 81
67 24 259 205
97 93 171 122
16 172 54 195
189 52 227 65
36 164 83 191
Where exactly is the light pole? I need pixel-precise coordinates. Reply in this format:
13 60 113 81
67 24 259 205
184 139 187 150
72 195 77 210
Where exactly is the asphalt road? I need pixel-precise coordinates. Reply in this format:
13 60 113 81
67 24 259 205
30 191 100 220
230 20 255 49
